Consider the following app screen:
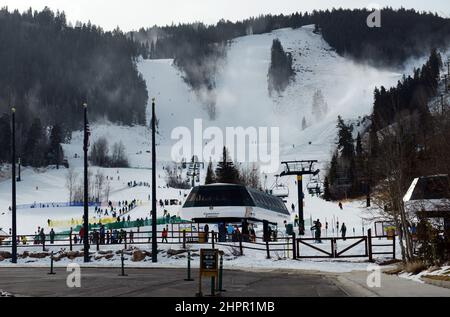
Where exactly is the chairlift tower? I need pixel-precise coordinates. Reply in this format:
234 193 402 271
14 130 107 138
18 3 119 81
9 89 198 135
186 156 204 188
280 160 320 235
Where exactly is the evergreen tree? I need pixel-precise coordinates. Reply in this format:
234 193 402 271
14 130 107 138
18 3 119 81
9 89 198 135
0 114 11 163
268 39 295 95
23 118 44 167
47 124 64 168
215 147 240 184
205 160 216 184
323 177 331 201
336 116 354 160
328 151 338 186
301 116 307 130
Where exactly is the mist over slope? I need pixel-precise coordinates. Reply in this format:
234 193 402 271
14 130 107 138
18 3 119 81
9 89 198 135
139 25 402 167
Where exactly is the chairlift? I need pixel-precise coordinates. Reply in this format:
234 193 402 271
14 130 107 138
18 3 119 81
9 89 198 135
270 175 289 198
307 175 323 196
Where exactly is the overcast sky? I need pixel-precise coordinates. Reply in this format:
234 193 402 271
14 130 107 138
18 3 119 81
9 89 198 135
0 0 448 31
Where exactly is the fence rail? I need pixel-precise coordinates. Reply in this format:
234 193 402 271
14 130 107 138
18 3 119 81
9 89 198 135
296 229 396 261
0 228 396 261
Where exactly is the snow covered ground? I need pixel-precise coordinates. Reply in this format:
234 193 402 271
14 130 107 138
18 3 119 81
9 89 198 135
0 26 415 272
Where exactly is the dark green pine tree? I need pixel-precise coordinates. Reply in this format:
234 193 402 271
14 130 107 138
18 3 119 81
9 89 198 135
205 160 216 184
0 114 11 163
23 118 44 167
336 115 355 160
323 177 332 201
47 124 64 168
328 151 338 186
215 147 240 184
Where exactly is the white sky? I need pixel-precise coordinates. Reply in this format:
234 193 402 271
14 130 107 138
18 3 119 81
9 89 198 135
0 0 448 31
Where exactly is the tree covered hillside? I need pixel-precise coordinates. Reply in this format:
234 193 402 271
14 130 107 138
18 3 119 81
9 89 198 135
0 7 148 131
0 7 148 167
134 8 449 93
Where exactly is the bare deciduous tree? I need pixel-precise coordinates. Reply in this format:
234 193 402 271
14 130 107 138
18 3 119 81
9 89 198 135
65 166 78 203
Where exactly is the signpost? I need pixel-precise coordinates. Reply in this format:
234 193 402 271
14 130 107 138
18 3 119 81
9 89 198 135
197 249 219 297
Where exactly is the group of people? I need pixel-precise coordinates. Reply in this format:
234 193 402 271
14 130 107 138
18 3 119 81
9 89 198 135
17 227 57 245
74 225 135 245
311 219 347 243
127 181 150 188
92 199 139 219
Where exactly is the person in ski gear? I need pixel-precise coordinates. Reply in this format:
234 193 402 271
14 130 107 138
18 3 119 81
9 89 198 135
294 214 299 227
39 228 46 246
338 202 343 210
49 228 55 244
162 227 168 243
311 219 322 243
340 223 347 240
204 224 209 243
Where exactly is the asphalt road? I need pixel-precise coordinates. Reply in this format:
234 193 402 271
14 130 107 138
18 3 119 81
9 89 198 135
0 267 348 297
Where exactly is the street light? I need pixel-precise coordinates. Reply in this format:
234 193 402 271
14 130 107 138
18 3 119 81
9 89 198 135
151 98 158 263
82 102 90 263
11 107 17 263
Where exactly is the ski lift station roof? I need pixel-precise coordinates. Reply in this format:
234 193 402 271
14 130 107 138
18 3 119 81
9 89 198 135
180 184 290 225
403 175 450 216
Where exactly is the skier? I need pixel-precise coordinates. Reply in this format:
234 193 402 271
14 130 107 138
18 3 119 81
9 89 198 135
311 219 322 243
100 225 106 244
161 227 168 243
227 223 234 241
39 228 46 247
49 228 55 244
294 214 299 227
79 227 85 244
340 223 347 240
204 224 210 243
338 202 343 210
129 230 134 243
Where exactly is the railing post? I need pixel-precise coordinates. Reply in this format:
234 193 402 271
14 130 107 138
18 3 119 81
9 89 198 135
368 228 373 262
364 236 368 257
183 230 186 249
211 231 215 249
184 250 193 281
119 250 127 276
332 238 337 258
265 240 270 259
239 233 243 256
124 231 127 249
69 230 73 251
392 233 396 259
218 253 225 292
48 251 55 275
96 234 100 251
292 233 297 259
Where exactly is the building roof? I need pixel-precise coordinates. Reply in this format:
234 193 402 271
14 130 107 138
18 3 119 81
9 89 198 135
403 175 450 215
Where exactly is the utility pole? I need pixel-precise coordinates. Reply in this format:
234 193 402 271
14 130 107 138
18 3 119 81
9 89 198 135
280 160 320 236
83 102 90 263
151 98 157 263
11 107 17 263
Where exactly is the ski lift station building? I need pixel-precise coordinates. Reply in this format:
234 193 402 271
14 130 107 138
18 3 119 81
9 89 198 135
180 184 290 226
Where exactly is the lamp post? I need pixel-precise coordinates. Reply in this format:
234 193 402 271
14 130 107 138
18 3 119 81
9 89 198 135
11 107 17 263
151 98 158 262
83 102 90 263
17 157 21 182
